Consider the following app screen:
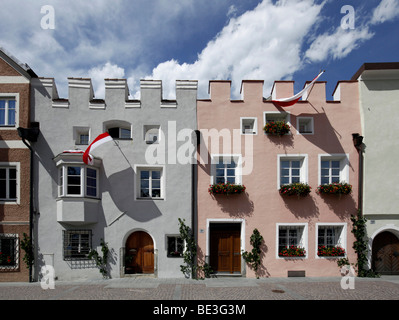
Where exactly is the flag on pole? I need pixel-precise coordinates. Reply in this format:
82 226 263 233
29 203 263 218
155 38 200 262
83 132 113 165
272 70 325 107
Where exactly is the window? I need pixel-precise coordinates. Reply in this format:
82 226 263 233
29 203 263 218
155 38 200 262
319 154 349 185
264 111 290 126
211 155 242 185
0 167 17 201
144 125 160 144
297 117 314 135
108 127 131 140
138 167 163 199
316 223 346 258
59 165 98 198
63 230 92 260
73 126 90 145
240 117 257 135
278 155 308 187
277 224 307 258
0 98 16 126
0 234 18 269
167 236 184 257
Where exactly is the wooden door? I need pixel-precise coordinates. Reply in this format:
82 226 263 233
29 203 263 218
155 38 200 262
125 231 154 274
372 231 399 275
210 230 241 273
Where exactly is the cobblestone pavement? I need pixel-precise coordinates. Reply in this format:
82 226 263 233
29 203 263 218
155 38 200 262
0 275 399 301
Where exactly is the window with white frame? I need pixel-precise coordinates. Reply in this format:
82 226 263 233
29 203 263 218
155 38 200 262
0 98 16 127
264 111 289 125
277 224 307 257
167 236 184 257
63 230 92 260
278 155 308 187
211 155 242 185
104 120 132 140
297 117 314 134
240 117 257 135
137 167 163 199
0 234 18 269
73 126 90 145
316 223 346 257
144 125 160 144
58 165 99 198
0 166 17 202
319 154 349 185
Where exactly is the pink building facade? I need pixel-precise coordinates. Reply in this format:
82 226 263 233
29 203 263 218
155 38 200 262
196 79 360 278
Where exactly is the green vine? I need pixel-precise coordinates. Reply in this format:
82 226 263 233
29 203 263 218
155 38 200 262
242 228 264 279
20 233 34 269
178 218 212 279
350 210 379 278
88 239 110 279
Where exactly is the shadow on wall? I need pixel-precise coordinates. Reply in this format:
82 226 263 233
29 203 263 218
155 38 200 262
212 192 254 218
318 193 357 219
281 195 320 220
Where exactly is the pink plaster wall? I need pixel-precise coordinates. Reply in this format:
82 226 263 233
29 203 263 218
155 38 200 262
197 79 361 278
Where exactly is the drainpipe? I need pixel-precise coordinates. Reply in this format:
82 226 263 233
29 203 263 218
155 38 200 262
192 130 200 279
17 124 40 283
352 133 364 215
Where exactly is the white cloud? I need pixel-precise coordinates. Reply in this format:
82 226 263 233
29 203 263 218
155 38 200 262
371 0 399 25
88 62 125 98
304 26 374 62
145 0 325 99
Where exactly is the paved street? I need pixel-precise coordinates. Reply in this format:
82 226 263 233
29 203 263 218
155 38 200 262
0 275 399 300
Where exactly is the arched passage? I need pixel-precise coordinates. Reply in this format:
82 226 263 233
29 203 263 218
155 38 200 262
372 231 399 275
125 231 154 274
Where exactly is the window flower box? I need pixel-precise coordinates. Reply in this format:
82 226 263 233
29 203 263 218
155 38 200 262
279 183 311 197
317 245 346 257
279 245 306 257
316 182 352 195
263 121 290 136
208 183 246 195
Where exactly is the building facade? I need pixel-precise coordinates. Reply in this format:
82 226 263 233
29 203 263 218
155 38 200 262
352 63 399 275
0 48 37 282
196 78 360 277
31 77 198 280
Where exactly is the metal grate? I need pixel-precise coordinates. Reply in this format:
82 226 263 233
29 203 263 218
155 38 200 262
0 234 19 270
63 230 92 261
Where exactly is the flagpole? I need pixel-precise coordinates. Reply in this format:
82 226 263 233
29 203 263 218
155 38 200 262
113 140 133 168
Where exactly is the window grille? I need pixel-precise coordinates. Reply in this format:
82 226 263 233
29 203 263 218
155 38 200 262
0 234 19 270
318 226 342 248
167 236 184 257
63 230 92 260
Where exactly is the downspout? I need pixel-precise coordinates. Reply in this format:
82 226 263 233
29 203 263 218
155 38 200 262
17 124 40 283
352 133 364 215
192 130 200 279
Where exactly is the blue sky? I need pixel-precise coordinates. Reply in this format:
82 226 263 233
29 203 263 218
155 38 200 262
1 0 398 100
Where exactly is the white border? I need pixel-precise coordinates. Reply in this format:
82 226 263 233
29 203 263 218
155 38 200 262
315 222 347 259
277 154 308 189
0 162 20 204
276 223 308 259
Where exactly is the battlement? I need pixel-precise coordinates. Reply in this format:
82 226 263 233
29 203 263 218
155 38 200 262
206 79 358 103
32 78 198 109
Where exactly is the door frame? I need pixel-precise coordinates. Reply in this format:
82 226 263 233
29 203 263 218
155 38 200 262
206 219 245 275
121 229 157 277
369 225 399 272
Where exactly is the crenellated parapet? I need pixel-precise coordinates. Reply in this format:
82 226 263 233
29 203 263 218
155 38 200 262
32 78 198 110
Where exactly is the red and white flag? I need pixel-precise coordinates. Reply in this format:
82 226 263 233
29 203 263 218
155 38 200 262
83 132 113 165
272 70 325 107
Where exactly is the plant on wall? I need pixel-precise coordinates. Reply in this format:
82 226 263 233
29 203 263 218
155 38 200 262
317 245 346 257
279 183 311 197
242 228 264 279
317 182 352 195
88 239 110 279
178 218 212 279
208 182 246 195
263 121 290 136
279 245 306 257
20 233 34 269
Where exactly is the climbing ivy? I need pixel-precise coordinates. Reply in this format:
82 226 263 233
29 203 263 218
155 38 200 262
88 239 110 279
350 211 379 278
20 233 34 269
242 228 264 279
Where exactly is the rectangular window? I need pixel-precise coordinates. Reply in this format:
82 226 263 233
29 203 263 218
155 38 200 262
67 166 82 195
86 168 97 197
319 154 349 185
167 236 184 257
79 134 89 145
240 117 257 135
317 225 344 248
216 157 237 184
0 234 18 268
139 168 162 198
0 167 17 201
144 125 160 144
108 127 131 140
297 117 314 134
0 98 16 126
277 224 307 258
280 160 301 185
63 230 92 260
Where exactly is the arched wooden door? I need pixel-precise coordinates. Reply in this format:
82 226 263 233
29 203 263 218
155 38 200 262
372 231 399 275
125 231 154 274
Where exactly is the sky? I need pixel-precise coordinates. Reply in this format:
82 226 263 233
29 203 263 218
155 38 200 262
1 0 399 100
